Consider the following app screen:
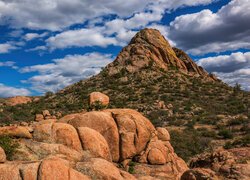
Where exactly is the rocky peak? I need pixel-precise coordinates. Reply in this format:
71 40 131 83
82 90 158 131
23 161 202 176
106 28 216 80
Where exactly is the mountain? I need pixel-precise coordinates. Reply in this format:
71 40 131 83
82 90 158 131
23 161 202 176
0 28 249 161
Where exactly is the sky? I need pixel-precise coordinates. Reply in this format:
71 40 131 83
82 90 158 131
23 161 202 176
0 0 250 97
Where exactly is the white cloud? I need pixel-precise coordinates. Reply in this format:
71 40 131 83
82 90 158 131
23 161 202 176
197 51 250 90
0 43 17 54
0 60 18 69
20 53 113 93
46 28 118 50
0 0 154 31
168 0 250 55
23 32 48 41
0 83 31 98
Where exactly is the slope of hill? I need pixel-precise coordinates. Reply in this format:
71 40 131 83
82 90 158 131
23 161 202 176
0 28 249 161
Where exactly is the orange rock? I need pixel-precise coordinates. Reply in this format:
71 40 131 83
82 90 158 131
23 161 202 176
181 168 219 180
76 158 135 180
0 147 6 163
5 96 32 106
89 92 109 106
147 148 166 165
19 162 40 180
0 126 32 139
156 127 170 141
35 114 44 121
105 109 155 161
78 127 112 161
52 123 82 152
67 111 119 162
0 163 22 180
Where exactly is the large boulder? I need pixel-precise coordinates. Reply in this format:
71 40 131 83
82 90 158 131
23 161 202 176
89 92 109 106
52 123 82 152
77 127 112 161
105 109 155 161
65 111 120 162
33 121 82 152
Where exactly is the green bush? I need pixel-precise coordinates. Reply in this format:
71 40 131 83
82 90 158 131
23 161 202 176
170 129 211 161
89 100 107 111
218 129 233 139
128 161 136 174
0 136 19 160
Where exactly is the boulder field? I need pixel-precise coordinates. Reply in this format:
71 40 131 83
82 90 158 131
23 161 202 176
0 108 188 179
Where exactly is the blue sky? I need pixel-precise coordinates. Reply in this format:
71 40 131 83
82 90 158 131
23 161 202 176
0 0 249 97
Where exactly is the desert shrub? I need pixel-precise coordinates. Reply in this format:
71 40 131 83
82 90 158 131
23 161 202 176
197 128 217 138
170 129 211 161
218 129 233 139
0 136 19 160
88 100 107 111
128 161 136 174
224 134 250 149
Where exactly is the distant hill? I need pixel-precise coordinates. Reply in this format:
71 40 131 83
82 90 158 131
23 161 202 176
0 28 249 161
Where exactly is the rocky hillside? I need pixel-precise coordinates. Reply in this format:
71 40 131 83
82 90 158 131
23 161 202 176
0 94 249 180
0 28 249 161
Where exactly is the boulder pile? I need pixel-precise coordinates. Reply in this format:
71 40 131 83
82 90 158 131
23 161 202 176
0 92 188 179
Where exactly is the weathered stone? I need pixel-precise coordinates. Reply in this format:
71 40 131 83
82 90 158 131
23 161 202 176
0 126 32 139
67 111 119 162
156 127 170 141
76 158 133 180
0 147 6 163
35 114 44 121
78 127 111 161
89 92 109 106
181 168 219 180
52 123 82 152
147 148 166 165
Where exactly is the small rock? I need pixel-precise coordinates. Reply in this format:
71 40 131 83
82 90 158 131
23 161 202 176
0 147 6 163
89 92 109 106
35 114 44 121
147 148 166 165
42 110 51 118
156 127 170 141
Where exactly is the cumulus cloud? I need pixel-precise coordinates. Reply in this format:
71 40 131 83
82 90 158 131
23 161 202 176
20 53 113 93
168 0 250 55
23 32 49 41
0 83 31 98
0 43 17 53
197 51 250 90
0 0 154 31
25 0 217 50
46 28 118 50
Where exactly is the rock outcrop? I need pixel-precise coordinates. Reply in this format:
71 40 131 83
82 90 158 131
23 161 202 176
106 28 216 81
183 147 250 180
0 104 188 179
4 96 32 106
